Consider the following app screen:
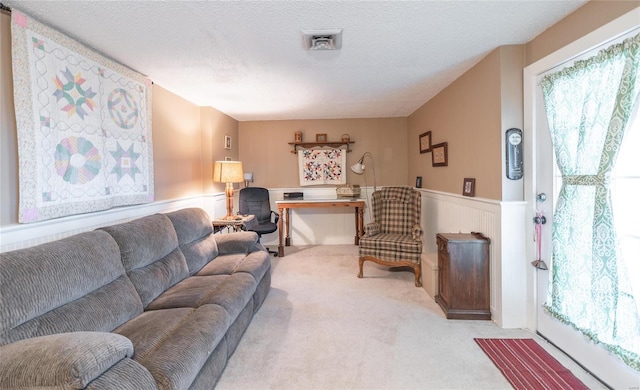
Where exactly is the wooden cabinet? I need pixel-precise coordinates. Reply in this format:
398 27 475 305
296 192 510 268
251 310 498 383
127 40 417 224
435 232 491 320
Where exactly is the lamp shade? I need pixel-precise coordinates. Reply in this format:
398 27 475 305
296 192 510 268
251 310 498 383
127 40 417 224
213 161 244 183
350 152 376 191
350 162 365 174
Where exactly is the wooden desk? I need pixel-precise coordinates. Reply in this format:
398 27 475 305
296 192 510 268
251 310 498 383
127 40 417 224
275 198 365 257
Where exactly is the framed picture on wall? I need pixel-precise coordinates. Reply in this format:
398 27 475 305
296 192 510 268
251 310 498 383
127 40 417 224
416 176 422 188
431 142 448 167
224 135 232 150
316 133 327 142
224 156 232 161
463 178 476 197
419 131 432 153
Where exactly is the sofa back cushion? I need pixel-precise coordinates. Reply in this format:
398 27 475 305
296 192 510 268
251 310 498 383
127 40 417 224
165 208 218 274
0 231 143 345
100 213 189 307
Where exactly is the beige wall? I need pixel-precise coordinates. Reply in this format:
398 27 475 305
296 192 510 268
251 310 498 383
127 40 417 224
201 106 239 194
526 0 639 66
408 47 504 200
153 86 238 200
500 45 526 201
238 118 408 189
152 85 203 201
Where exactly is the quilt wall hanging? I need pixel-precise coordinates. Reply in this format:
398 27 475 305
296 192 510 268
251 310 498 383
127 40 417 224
11 11 153 223
298 148 347 186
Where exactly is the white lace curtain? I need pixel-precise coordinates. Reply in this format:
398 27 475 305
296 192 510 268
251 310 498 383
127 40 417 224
540 33 640 371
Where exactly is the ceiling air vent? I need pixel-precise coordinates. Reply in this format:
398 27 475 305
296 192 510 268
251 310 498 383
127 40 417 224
302 29 343 51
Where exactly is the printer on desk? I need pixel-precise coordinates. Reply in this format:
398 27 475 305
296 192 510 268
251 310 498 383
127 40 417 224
283 192 304 200
283 186 360 200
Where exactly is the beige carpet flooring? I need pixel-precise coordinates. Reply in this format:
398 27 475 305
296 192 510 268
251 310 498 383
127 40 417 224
217 245 604 389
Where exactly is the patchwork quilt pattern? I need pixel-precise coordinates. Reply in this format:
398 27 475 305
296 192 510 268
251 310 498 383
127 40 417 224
298 148 346 186
11 11 153 222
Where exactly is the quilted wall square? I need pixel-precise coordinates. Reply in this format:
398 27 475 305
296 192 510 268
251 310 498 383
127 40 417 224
11 11 153 223
298 149 347 186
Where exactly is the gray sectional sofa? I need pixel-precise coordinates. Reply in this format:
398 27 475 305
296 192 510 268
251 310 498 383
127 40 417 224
0 207 271 389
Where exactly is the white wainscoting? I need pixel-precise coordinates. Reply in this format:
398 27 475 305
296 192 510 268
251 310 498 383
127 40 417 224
419 189 527 328
0 193 227 252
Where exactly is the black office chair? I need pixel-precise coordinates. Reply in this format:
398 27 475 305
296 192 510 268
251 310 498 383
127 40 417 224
238 187 279 256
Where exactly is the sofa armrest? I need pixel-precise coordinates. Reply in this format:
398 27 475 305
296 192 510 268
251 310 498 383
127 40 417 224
216 231 260 254
365 222 381 237
0 332 136 389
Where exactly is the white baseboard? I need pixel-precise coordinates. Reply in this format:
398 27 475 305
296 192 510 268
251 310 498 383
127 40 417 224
421 252 438 300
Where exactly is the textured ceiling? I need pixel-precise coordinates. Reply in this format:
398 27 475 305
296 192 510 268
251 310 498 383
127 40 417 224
6 1 587 121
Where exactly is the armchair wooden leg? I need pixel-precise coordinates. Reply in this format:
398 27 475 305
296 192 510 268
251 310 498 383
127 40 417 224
413 263 422 288
358 255 422 287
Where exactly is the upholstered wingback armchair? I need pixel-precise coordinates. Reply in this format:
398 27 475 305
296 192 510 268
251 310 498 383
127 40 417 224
358 186 423 287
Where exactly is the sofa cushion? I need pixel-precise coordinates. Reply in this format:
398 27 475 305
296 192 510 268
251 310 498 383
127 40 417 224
187 340 228 390
146 273 257 322
114 305 230 390
100 214 190 307
165 208 219 274
144 242 270 329
197 251 270 281
215 231 261 255
252 270 272 314
86 358 158 390
0 231 143 345
128 248 190 308
0 332 135 389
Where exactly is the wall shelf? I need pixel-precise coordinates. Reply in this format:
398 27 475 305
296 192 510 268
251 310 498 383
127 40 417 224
288 141 354 154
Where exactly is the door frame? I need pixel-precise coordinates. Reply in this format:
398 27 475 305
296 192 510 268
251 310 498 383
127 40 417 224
523 7 640 387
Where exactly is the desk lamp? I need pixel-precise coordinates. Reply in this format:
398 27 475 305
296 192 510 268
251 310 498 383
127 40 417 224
213 161 244 220
350 152 377 191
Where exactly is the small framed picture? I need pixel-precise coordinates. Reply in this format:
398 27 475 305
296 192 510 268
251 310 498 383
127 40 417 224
463 178 476 197
416 176 422 188
224 135 232 150
224 156 232 161
419 131 432 154
316 133 327 142
431 142 448 167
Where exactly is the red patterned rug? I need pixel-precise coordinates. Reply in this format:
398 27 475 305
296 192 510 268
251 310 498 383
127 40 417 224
475 338 589 390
